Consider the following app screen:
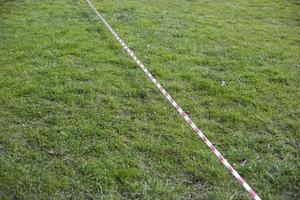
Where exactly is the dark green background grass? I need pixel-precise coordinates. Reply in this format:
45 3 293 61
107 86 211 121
0 0 299 199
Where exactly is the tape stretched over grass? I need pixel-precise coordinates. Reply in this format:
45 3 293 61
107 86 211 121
85 0 261 199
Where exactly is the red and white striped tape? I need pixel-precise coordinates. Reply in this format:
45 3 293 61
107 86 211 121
85 0 261 199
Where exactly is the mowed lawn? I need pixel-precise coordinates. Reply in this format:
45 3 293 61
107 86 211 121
0 0 299 199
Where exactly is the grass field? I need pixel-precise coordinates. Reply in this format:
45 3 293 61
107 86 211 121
0 0 299 199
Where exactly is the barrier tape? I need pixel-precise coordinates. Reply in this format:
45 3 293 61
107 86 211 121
85 0 261 199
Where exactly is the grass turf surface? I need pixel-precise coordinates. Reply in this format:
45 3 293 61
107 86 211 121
0 0 299 199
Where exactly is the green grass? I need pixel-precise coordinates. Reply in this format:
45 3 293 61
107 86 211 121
0 0 299 199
